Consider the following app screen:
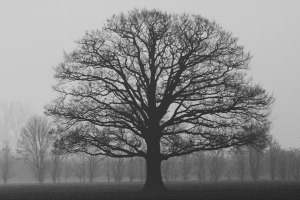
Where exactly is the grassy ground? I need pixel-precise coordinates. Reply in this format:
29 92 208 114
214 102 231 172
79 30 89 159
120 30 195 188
0 181 300 200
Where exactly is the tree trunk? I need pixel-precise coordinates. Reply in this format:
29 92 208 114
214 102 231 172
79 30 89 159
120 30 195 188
142 136 166 192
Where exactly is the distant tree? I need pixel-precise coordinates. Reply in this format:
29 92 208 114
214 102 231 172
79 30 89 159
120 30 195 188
72 153 86 183
180 155 192 181
49 150 64 183
112 158 125 183
63 155 72 182
169 158 179 182
225 154 234 181
287 149 300 180
137 158 146 182
161 159 172 182
277 149 288 180
86 154 102 183
0 101 32 144
248 147 263 181
46 9 274 191
0 140 14 184
233 148 247 181
127 157 138 182
17 116 52 184
208 150 225 181
194 152 206 182
103 156 111 183
268 137 281 180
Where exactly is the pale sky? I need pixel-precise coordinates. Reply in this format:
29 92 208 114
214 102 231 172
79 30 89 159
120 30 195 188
0 0 299 148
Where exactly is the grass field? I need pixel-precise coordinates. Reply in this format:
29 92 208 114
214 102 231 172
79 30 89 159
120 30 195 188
0 181 300 200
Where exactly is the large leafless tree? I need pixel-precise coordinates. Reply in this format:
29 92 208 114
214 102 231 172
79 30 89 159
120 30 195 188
46 9 273 191
17 116 52 184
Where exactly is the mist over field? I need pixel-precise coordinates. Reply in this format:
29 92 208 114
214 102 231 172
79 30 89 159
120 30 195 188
0 0 300 199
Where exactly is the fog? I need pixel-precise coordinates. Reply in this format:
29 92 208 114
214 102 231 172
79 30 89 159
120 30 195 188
0 1 299 198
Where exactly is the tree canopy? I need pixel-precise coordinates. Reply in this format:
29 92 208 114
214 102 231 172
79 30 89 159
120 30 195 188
45 9 273 191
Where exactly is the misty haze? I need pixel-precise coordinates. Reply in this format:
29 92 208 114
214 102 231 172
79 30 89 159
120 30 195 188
0 1 300 200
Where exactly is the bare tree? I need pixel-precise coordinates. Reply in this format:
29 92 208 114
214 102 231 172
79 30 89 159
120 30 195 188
17 116 52 184
49 151 64 183
0 101 32 144
169 158 179 182
268 137 281 180
233 148 247 181
46 9 273 191
161 159 172 182
86 154 102 183
248 147 263 181
277 149 288 180
63 155 72 182
112 158 125 183
208 150 225 181
287 149 300 180
103 156 111 183
127 157 137 182
137 157 146 182
194 151 206 182
72 153 87 183
180 155 192 182
0 140 14 184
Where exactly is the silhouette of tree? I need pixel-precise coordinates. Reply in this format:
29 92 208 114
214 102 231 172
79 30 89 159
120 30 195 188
268 137 281 180
249 146 263 181
127 157 137 182
103 156 111 183
180 154 192 181
232 148 247 181
0 140 14 184
17 116 52 184
193 151 206 182
46 9 273 191
72 153 87 183
86 153 102 183
208 150 225 181
112 158 125 182
49 151 64 183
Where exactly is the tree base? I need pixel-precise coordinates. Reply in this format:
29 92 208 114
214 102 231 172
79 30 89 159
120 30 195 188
141 181 167 194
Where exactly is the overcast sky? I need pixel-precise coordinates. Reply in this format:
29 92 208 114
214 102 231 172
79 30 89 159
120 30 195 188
0 0 299 148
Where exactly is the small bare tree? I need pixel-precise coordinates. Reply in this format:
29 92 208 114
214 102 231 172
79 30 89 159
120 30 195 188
63 155 72 182
208 150 225 182
194 152 206 182
161 159 172 182
287 149 300 180
0 140 14 184
169 158 179 182
17 116 52 184
86 154 102 183
233 148 247 181
248 147 263 181
49 151 64 183
180 155 192 182
112 158 125 183
268 137 281 180
277 149 288 180
72 153 86 183
103 156 111 183
127 158 137 182
137 158 146 182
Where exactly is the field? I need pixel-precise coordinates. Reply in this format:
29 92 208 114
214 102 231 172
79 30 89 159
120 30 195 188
0 181 300 200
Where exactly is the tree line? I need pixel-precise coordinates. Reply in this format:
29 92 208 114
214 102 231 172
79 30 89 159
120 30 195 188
0 115 299 184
